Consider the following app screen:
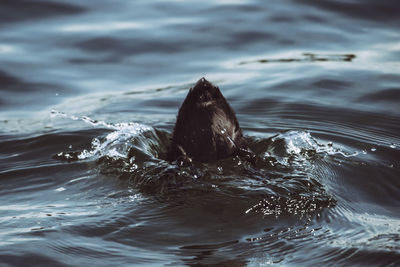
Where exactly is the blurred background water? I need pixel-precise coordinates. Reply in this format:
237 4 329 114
1 0 399 266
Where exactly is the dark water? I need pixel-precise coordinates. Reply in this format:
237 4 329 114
1 0 400 266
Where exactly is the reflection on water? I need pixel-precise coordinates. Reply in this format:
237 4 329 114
239 53 356 65
1 0 400 266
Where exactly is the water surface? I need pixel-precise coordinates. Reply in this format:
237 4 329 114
1 0 400 266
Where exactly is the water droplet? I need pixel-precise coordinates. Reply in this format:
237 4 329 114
217 166 223 174
68 144 72 149
130 164 138 171
371 147 376 152
55 187 66 192
390 143 396 149
92 138 100 147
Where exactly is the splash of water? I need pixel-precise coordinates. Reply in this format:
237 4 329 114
271 131 359 159
52 110 152 161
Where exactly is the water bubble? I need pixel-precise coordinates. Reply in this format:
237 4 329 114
371 147 377 152
327 141 333 147
390 143 396 149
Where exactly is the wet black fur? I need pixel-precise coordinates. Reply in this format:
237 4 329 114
167 78 251 163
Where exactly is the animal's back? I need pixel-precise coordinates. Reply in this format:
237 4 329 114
167 78 250 163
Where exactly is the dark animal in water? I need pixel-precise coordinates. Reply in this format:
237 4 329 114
167 78 254 163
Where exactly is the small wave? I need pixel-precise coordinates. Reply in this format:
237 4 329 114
0 0 85 25
357 88 400 103
51 110 151 132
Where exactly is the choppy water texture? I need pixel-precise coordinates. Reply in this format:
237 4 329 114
1 1 400 266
